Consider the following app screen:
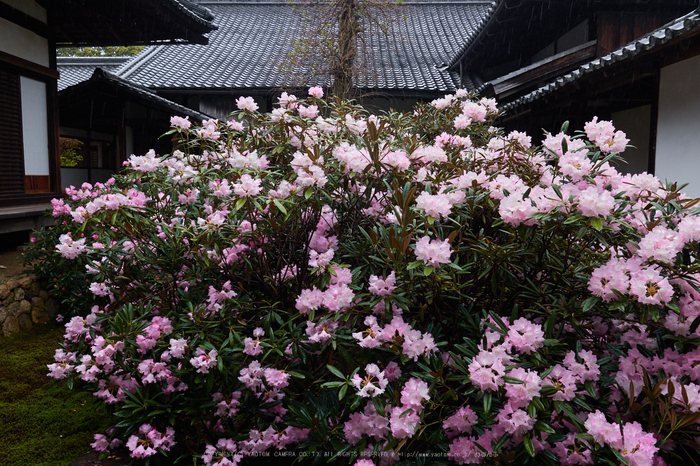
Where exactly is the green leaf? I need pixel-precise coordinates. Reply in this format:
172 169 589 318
273 199 287 216
582 296 600 312
320 381 344 388
534 421 556 434
339 384 348 401
407 261 423 270
503 376 524 384
584 380 596 398
591 217 603 231
541 385 559 397
326 364 345 379
424 266 434 276
523 432 535 457
235 197 247 211
483 391 492 414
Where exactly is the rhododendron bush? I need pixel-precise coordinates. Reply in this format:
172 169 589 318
32 89 700 465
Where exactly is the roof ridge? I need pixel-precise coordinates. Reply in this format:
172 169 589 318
117 46 166 79
195 0 491 4
89 68 211 121
446 0 498 70
57 56 131 65
169 0 217 25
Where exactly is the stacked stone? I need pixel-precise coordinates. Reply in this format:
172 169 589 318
0 275 57 337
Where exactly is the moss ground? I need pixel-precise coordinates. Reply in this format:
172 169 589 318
0 324 112 466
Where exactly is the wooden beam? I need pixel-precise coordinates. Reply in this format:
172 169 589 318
0 50 59 80
492 43 597 99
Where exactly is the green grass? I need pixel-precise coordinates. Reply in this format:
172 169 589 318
0 324 113 466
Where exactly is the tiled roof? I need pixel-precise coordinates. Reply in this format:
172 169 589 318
58 57 130 91
446 0 497 69
501 7 700 113
59 68 211 121
116 1 493 93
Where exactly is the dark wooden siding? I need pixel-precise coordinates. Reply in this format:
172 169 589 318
597 12 680 58
0 68 25 194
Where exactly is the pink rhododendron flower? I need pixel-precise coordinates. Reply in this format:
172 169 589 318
202 438 242 466
196 119 221 140
443 406 478 437
543 365 578 401
297 104 319 119
504 367 541 408
577 186 616 218
343 402 390 444
448 436 485 464
56 233 87 259
382 150 411 171
236 96 258 112
233 174 262 197
637 226 683 264
461 101 487 122
495 402 535 437
263 368 290 389
190 348 218 374
585 117 629 153
629 266 674 305
505 318 544 354
563 350 600 383
414 236 452 268
468 346 511 391
170 115 191 130
415 191 453 219
589 256 630 301
454 114 472 130
322 283 354 312
305 319 339 344
400 378 430 412
389 406 420 439
295 287 324 314
352 316 385 348
368 272 396 297
308 86 324 98
352 363 388 397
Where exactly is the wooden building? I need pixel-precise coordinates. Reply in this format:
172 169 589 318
449 0 700 195
0 0 215 233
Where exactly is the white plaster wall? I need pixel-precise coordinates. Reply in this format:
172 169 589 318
0 17 49 67
20 76 50 176
611 105 650 176
657 55 700 198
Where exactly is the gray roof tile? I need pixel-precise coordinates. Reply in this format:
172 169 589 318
116 1 493 93
57 57 130 91
60 68 211 122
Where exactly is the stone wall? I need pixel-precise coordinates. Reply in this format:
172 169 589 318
0 275 57 337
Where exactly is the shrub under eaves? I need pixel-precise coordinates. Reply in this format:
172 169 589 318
34 90 700 465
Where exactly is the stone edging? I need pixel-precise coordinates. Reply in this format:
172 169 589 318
0 275 57 338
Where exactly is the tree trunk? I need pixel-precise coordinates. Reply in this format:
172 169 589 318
333 0 358 99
